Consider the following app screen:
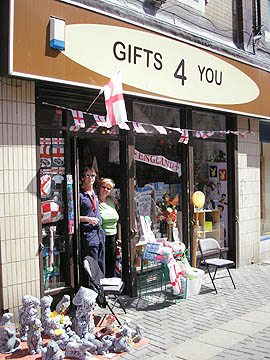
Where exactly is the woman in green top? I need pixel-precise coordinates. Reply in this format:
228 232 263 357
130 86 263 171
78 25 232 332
98 178 119 277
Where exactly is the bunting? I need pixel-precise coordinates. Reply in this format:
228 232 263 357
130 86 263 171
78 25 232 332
153 125 167 135
41 102 252 143
133 122 147 134
93 115 111 128
70 110 85 131
178 130 189 144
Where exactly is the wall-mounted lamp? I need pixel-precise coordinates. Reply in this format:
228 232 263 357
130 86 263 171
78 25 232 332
50 16 65 51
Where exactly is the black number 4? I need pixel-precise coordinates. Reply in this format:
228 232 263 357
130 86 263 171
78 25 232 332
174 59 187 85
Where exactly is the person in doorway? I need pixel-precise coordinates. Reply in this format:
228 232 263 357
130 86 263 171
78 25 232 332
79 166 105 274
98 178 119 278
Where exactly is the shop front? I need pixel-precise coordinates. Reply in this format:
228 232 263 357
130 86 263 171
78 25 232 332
36 80 237 298
2 0 270 306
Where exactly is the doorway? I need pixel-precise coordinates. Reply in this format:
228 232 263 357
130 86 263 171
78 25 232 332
74 136 133 293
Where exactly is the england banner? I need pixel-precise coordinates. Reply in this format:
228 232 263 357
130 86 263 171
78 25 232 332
134 149 182 177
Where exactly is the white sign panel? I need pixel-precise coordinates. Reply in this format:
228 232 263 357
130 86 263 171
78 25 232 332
62 24 259 105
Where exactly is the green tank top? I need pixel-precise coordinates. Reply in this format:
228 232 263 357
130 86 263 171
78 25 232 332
99 197 119 236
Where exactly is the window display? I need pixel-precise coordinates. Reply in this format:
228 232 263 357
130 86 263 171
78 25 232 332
40 135 70 290
193 139 228 248
134 136 183 246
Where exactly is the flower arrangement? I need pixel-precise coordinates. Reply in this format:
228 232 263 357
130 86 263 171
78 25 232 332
156 193 178 226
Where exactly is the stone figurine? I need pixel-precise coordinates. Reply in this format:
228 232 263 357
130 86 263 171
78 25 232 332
19 295 40 341
65 339 93 360
27 317 43 355
72 287 97 338
132 324 145 343
40 295 53 336
42 340 64 360
0 313 21 354
85 333 112 356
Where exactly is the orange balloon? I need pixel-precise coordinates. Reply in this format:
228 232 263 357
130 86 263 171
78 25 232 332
192 191 205 208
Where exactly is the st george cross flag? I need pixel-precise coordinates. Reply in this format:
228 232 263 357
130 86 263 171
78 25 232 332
153 125 167 135
118 122 130 130
103 72 128 127
93 114 111 128
133 122 147 134
70 110 85 131
178 129 189 144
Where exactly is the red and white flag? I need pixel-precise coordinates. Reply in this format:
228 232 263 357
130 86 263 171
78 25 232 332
202 131 215 139
153 125 167 135
70 110 85 131
178 129 189 144
40 145 51 167
86 125 98 133
133 122 147 134
195 131 205 138
102 72 128 127
52 146 65 166
118 122 130 130
93 115 111 128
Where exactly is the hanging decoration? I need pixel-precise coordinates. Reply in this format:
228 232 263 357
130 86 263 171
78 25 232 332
40 144 51 168
70 110 85 131
52 145 65 167
93 114 111 128
66 174 74 235
153 125 167 135
86 125 98 133
103 72 128 127
178 129 189 144
42 101 253 143
133 122 148 134
134 149 182 176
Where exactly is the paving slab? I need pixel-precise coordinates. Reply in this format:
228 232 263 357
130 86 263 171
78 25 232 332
240 309 270 324
168 339 223 360
216 318 267 336
194 328 247 348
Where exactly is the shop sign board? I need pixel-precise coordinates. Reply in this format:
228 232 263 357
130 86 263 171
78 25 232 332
9 0 270 118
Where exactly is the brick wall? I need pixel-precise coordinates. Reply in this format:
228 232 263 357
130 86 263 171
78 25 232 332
0 77 40 323
237 116 260 266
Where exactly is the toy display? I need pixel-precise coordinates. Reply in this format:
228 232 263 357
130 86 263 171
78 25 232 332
11 285 146 359
0 313 21 354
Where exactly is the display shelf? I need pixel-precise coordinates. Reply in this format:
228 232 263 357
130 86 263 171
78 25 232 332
196 209 221 245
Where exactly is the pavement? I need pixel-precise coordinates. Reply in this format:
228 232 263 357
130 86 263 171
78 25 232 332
2 263 270 359
103 262 270 360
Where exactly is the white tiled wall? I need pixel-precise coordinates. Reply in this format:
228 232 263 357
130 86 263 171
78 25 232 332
237 116 260 266
0 77 40 323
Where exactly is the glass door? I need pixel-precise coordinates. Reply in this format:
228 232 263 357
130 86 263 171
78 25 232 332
192 111 229 255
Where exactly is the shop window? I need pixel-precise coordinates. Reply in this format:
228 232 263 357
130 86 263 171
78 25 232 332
134 135 182 249
260 142 270 239
39 107 72 291
133 102 180 128
193 111 228 249
133 102 182 252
